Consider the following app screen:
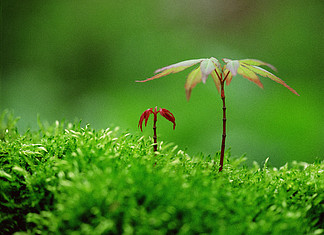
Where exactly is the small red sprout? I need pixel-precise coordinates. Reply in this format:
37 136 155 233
138 106 176 152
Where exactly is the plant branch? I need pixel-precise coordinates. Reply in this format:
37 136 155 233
223 71 230 82
214 69 222 81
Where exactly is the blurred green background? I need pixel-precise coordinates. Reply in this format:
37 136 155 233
1 0 323 166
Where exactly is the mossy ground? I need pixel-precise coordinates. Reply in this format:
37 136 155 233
0 112 323 234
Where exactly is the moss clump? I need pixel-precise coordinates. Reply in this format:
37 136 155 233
0 114 323 234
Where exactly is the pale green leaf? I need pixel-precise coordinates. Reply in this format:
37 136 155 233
155 59 203 73
200 59 216 83
211 70 221 93
138 59 203 82
237 65 263 88
185 67 202 101
223 58 240 76
244 65 299 95
239 59 277 71
137 67 182 82
210 57 221 69
224 68 233 86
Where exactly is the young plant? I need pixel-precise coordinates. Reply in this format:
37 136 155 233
138 106 176 152
137 57 299 171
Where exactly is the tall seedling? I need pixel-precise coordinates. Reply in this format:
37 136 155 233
137 58 299 171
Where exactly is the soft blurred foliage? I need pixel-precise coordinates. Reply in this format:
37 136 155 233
1 0 323 166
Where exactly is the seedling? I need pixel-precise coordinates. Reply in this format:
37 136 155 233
137 57 299 171
138 106 176 152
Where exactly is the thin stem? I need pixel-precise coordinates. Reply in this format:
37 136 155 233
219 80 226 172
153 114 157 152
223 71 230 82
214 69 222 81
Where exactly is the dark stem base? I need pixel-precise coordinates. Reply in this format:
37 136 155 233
219 82 226 172
153 116 157 152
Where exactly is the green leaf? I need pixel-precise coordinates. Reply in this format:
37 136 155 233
224 68 233 86
239 59 277 71
137 59 203 82
185 67 202 101
211 70 221 93
155 59 203 73
237 65 263 88
243 64 299 95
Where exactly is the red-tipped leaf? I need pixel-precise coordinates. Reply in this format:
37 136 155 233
185 67 202 101
223 68 233 86
237 64 264 88
137 59 203 83
242 64 299 95
211 69 221 93
239 59 277 71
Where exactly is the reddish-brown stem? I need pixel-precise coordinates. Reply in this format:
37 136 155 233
219 81 226 172
153 113 157 152
215 69 222 81
218 71 229 172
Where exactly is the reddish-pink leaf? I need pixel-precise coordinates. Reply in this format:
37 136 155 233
159 108 176 130
138 108 153 132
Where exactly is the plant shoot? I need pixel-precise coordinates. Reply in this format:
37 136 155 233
138 106 176 152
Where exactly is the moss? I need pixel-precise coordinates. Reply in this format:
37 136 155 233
0 113 323 234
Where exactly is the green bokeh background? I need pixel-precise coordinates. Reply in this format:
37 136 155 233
1 0 323 166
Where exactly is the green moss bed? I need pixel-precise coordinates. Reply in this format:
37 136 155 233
0 114 323 234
